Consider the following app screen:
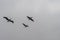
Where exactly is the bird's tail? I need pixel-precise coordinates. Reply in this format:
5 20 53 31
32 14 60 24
7 20 9 22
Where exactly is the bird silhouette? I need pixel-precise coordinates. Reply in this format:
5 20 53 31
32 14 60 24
3 17 14 23
27 16 34 22
22 23 29 27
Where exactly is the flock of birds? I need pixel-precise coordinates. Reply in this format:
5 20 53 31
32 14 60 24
3 16 34 28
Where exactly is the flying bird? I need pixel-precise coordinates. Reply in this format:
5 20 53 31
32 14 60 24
3 17 14 23
22 23 29 28
27 16 34 22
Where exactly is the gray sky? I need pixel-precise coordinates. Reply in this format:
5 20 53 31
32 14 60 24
0 0 60 40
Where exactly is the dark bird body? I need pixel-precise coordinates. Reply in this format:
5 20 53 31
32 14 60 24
3 17 14 23
27 16 34 22
22 23 29 27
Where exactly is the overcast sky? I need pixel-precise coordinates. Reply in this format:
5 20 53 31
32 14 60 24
0 0 60 40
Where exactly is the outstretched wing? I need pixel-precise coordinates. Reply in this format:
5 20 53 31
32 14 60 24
28 17 34 22
3 17 9 20
11 21 14 23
